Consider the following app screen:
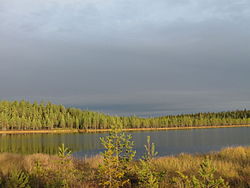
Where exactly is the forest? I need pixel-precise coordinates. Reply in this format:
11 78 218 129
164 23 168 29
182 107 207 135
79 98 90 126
0 100 250 130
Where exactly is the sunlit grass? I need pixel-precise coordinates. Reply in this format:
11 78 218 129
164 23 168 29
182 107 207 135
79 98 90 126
0 146 249 187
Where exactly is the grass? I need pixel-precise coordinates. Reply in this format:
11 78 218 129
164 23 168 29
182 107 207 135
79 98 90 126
154 147 250 187
0 124 249 135
0 146 249 187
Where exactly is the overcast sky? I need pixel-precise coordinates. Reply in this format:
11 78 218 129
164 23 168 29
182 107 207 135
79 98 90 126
0 0 250 116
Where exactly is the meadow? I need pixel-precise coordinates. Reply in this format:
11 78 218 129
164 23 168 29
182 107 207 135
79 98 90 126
0 146 249 187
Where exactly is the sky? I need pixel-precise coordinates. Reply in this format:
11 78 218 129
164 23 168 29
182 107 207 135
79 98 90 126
0 0 250 116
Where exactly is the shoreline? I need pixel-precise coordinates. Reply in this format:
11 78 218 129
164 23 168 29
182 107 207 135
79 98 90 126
0 124 249 135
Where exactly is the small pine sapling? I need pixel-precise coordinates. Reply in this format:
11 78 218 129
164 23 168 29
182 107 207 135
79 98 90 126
6 169 30 188
172 157 229 188
58 143 72 158
137 136 164 188
143 136 158 161
98 125 136 188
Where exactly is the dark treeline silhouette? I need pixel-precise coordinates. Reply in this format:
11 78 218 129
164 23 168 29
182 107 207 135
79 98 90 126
0 100 250 130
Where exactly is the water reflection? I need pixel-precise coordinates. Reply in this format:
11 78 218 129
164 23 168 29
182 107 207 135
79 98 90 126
0 127 249 158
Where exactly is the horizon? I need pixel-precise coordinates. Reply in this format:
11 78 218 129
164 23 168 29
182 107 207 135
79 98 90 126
1 0 250 116
1 99 249 118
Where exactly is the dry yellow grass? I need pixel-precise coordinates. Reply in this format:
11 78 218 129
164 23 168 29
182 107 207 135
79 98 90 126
0 146 249 187
152 146 250 187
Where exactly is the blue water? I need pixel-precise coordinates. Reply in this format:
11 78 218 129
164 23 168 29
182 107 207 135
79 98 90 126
0 127 249 158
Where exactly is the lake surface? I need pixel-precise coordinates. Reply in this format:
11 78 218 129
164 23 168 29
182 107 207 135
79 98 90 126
0 127 249 158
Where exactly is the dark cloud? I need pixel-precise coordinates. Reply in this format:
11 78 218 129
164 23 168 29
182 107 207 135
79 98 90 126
0 0 250 116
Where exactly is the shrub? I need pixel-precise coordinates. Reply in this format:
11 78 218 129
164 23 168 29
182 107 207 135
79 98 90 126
5 169 30 188
98 125 136 188
172 157 229 188
136 136 164 188
30 144 83 187
58 143 72 158
142 136 158 161
136 159 160 188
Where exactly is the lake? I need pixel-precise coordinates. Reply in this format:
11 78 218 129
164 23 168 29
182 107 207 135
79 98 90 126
0 127 249 158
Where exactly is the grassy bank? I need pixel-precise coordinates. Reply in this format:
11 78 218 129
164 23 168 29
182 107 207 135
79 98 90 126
0 146 249 187
0 124 250 135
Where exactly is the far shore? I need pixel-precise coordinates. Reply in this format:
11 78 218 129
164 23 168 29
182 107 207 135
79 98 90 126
0 124 249 135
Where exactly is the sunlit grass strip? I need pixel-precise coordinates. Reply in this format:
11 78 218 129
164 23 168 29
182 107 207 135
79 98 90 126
83 124 250 133
0 129 79 134
0 124 250 134
0 146 249 187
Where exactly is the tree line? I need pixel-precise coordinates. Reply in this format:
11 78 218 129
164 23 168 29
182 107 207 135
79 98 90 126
0 100 249 130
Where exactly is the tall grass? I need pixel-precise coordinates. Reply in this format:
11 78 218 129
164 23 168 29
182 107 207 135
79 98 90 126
0 146 249 187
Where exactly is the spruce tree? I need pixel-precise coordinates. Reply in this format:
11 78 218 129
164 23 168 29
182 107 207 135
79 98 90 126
98 125 136 187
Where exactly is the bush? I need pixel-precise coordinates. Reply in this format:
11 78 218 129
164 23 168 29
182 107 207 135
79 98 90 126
136 136 164 188
5 169 30 188
172 157 229 188
142 136 158 161
98 125 136 188
29 144 83 187
136 159 160 188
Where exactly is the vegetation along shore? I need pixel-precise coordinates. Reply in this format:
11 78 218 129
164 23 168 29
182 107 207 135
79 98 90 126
0 125 250 135
0 100 250 132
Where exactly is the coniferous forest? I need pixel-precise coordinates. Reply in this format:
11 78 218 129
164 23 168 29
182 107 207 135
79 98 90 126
0 100 250 130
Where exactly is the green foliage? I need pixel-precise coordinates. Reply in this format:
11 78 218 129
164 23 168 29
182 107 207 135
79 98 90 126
5 169 30 188
98 125 136 188
58 144 72 158
136 159 160 188
29 144 82 188
0 100 250 131
172 157 230 188
31 156 81 187
143 136 158 160
136 136 164 188
30 160 45 187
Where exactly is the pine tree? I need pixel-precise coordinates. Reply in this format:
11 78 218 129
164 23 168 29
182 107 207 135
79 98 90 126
98 125 136 188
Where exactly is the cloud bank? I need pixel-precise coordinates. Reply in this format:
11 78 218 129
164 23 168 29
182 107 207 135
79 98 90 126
0 0 250 116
